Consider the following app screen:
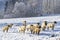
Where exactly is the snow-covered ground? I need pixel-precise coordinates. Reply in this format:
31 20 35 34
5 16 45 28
0 16 60 40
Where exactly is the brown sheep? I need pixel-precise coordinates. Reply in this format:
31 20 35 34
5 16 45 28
29 23 41 34
26 23 40 31
2 25 10 32
31 25 41 35
2 24 13 32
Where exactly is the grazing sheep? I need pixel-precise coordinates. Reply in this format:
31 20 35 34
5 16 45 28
33 23 40 28
18 21 26 33
30 23 41 34
41 21 47 31
32 25 41 35
19 26 26 33
2 25 9 32
30 25 35 34
47 21 57 30
26 23 40 31
2 24 13 32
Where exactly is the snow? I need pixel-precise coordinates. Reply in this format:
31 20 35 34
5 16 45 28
0 16 60 40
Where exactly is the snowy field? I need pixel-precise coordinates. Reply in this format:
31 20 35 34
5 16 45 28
0 16 60 40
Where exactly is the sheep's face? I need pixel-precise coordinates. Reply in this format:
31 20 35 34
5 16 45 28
44 21 47 25
31 25 33 26
37 23 40 25
8 25 11 27
54 21 57 24
39 26 41 29
8 24 13 28
23 21 26 23
10 24 13 26
23 20 26 26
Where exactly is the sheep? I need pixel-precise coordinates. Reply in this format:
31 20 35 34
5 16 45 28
33 23 40 28
29 23 41 34
2 24 13 32
41 21 47 31
19 26 26 33
2 25 10 32
18 21 26 33
26 23 40 31
32 27 41 35
47 21 57 30
31 25 41 35
29 25 35 34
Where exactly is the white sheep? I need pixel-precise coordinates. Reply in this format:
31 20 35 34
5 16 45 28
18 20 26 33
41 21 47 31
47 21 57 30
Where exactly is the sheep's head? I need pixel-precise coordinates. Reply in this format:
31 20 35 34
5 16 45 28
54 21 57 24
8 25 11 27
8 24 13 28
39 26 41 29
44 21 47 25
37 23 40 25
30 24 33 26
23 20 26 26
23 20 26 23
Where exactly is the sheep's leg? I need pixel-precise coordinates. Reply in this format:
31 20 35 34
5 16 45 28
19 30 20 32
6 28 8 32
31 30 32 34
37 30 40 35
6 30 8 32
37 31 40 35
36 30 38 34
27 28 29 31
23 30 25 33
31 30 33 34
42 28 45 31
3 29 5 32
32 30 35 34
34 29 37 34
22 29 26 33
52 26 54 30
47 27 49 30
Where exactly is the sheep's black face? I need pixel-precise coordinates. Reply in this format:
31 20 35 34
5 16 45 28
11 24 13 25
54 21 57 24
10 24 13 26
37 23 40 25
39 26 41 28
31 25 33 26
8 25 11 27
44 21 47 25
8 24 13 28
